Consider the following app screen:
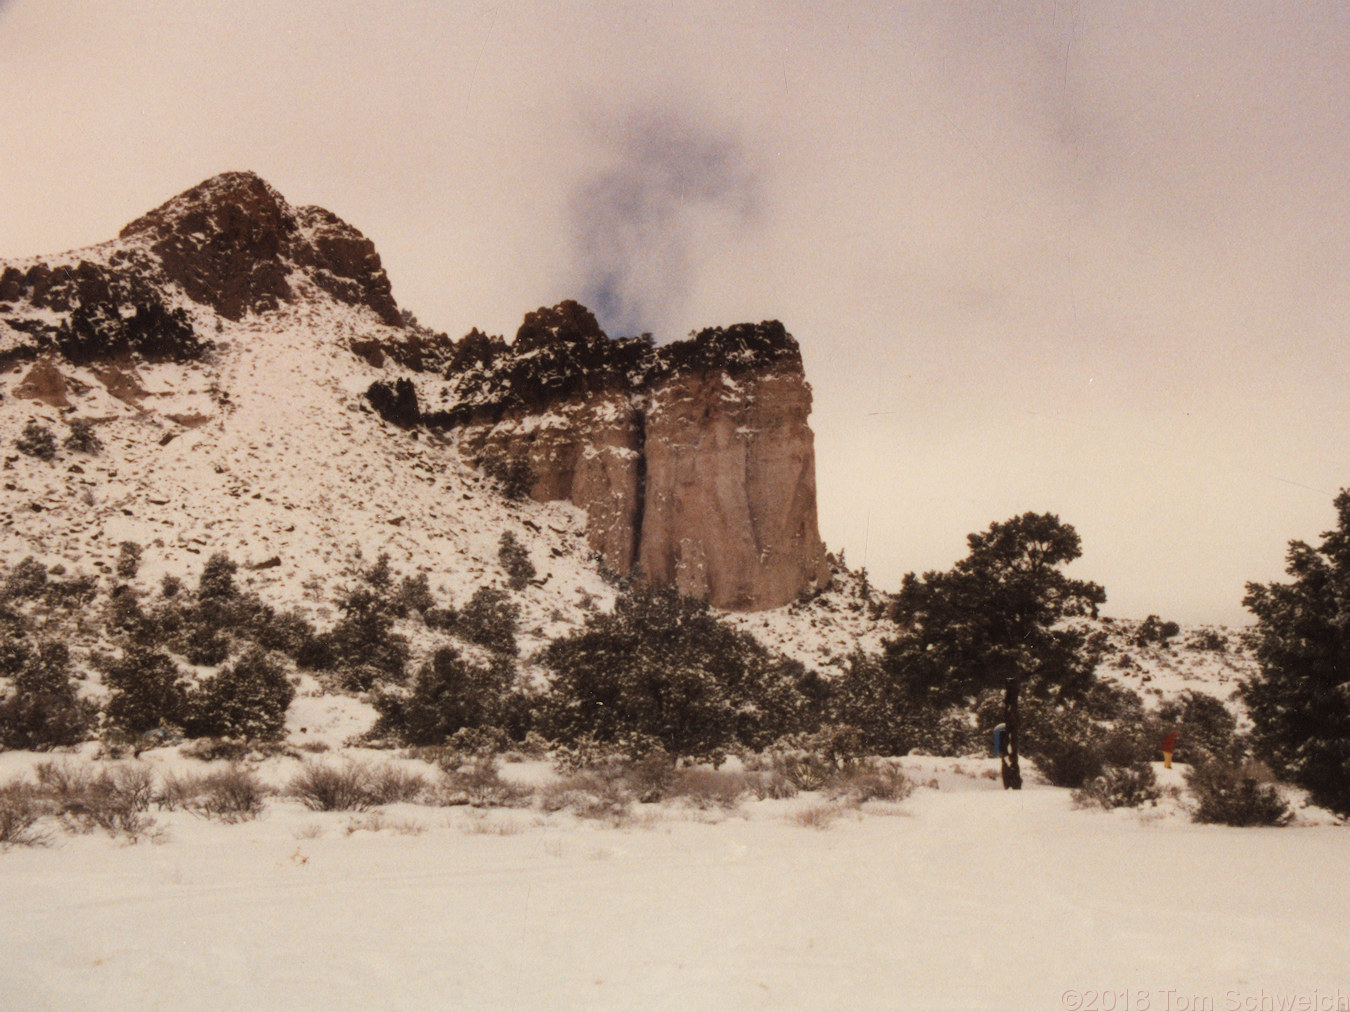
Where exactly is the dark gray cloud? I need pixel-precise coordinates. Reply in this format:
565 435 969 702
567 106 760 339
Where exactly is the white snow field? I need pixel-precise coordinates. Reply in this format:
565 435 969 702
2 757 1346 1012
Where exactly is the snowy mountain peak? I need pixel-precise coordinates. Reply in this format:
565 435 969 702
0 172 402 366
115 170 402 326
118 171 292 244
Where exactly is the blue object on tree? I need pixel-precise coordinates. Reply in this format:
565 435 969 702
993 723 1007 757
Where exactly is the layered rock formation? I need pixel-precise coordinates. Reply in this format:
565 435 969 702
434 303 831 611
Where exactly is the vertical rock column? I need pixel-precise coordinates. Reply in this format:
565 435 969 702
637 368 829 611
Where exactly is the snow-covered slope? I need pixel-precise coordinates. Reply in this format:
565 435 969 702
0 172 630 676
727 561 893 674
0 296 615 658
1084 616 1256 709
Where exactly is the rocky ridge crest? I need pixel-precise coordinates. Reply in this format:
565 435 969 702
0 171 400 366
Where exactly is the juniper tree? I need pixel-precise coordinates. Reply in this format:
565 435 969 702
184 648 295 740
103 647 190 738
881 513 1106 789
0 640 97 750
1243 490 1350 816
885 512 1106 705
540 585 819 759
15 420 57 460
497 531 536 591
374 646 515 745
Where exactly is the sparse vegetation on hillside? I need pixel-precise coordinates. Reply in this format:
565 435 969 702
498 531 536 590
455 585 520 657
63 417 103 455
0 514 1289 834
14 419 58 461
116 541 143 580
198 552 239 603
481 454 534 501
1135 614 1181 646
365 378 420 428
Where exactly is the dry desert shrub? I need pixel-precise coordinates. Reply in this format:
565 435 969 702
195 768 266 822
429 755 534 808
156 766 267 822
345 812 425 836
538 769 633 821
154 769 204 812
823 761 914 805
288 759 432 811
178 738 252 763
1071 762 1160 811
666 768 749 810
287 761 377 811
789 802 844 829
34 761 160 841
744 769 799 800
32 759 97 800
459 810 525 836
751 742 913 805
545 747 748 810
365 763 432 805
0 780 50 849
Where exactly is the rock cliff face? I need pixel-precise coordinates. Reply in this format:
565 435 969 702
438 303 831 611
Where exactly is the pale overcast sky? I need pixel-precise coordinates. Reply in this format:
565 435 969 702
4 1 1350 625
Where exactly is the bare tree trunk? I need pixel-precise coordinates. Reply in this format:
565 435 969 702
1001 675 1022 790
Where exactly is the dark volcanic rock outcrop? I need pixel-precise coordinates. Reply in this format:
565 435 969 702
0 171 402 364
439 302 831 611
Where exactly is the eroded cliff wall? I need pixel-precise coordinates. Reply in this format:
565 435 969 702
436 304 830 611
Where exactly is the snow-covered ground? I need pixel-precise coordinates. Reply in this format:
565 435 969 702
2 755 1345 1012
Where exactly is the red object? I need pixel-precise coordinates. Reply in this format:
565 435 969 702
1162 731 1178 752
